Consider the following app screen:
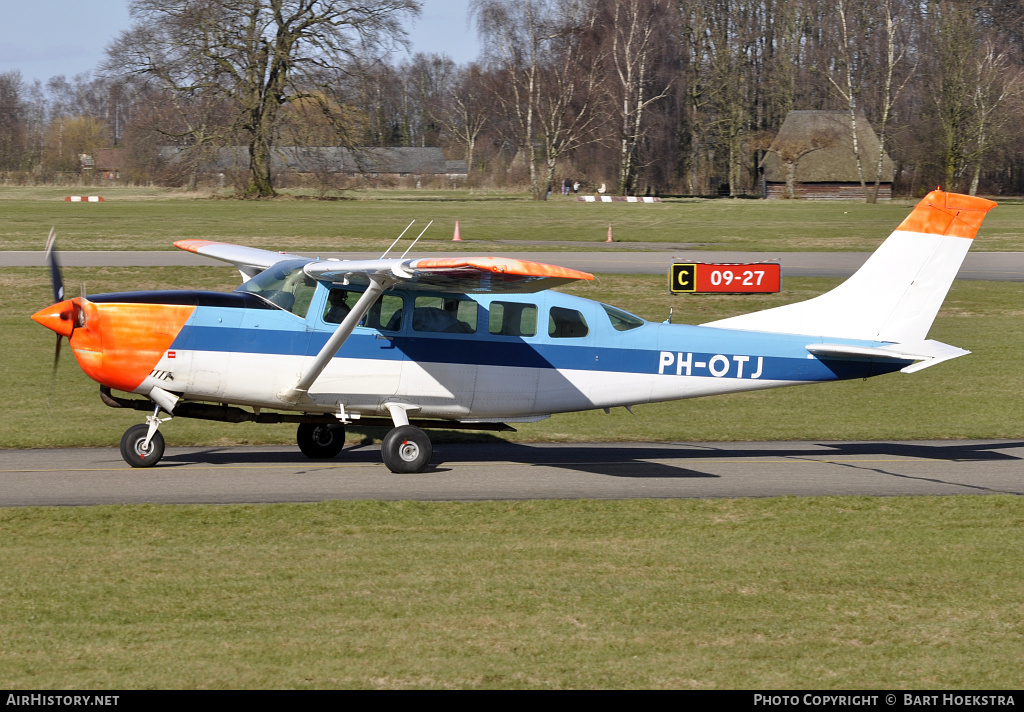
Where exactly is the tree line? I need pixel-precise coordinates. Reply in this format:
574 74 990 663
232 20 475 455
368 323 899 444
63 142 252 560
1 0 1022 200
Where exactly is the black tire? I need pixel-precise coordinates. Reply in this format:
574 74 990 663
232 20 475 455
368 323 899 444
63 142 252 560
296 422 346 459
119 424 165 468
381 425 432 474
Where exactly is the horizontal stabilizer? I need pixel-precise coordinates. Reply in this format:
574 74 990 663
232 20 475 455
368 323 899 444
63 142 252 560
806 339 970 373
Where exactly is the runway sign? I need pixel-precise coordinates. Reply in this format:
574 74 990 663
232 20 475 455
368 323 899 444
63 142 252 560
670 262 782 293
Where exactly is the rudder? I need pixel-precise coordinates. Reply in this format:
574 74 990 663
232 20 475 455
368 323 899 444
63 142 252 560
703 190 997 342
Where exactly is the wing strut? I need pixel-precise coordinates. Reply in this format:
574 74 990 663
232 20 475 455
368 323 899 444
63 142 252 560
279 277 388 403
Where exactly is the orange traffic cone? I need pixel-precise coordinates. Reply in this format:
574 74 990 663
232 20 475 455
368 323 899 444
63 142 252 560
606 223 614 243
453 221 463 241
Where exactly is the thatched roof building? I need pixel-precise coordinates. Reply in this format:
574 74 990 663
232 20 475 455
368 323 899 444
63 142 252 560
760 111 895 200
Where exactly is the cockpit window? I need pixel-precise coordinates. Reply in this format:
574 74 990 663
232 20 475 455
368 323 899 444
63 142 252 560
601 303 645 331
235 259 317 317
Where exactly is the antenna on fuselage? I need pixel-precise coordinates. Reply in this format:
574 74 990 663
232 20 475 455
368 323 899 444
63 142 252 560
400 220 433 259
381 220 416 259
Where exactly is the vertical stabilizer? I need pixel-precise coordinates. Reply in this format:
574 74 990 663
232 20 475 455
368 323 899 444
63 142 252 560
703 190 997 342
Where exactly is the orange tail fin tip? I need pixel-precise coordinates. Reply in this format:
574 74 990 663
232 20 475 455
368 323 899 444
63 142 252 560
897 189 997 240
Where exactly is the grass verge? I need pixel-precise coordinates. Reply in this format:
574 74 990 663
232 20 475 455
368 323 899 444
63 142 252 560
1 497 1022 689
1 187 1022 252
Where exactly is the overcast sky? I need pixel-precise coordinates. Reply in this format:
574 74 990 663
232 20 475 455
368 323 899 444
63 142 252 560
0 0 481 86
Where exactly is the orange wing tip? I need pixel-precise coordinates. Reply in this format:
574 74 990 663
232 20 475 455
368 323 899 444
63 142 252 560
412 256 594 281
897 190 998 240
174 239 224 253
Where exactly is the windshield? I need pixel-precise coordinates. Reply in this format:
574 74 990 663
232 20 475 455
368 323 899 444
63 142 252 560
235 259 318 317
601 303 645 331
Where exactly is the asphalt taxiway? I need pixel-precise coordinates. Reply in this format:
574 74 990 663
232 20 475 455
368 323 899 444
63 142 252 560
1 440 1021 506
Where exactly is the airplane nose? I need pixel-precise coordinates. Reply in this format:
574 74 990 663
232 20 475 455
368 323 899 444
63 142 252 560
32 299 77 337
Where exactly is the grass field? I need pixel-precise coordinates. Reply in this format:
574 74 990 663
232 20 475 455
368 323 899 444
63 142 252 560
2 186 1023 252
1 497 1022 689
3 189 1023 690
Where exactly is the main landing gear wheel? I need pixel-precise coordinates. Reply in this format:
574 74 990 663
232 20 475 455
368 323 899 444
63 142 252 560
120 424 165 468
381 425 432 474
296 422 346 458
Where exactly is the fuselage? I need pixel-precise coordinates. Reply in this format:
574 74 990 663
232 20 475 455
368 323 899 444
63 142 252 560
55 274 910 421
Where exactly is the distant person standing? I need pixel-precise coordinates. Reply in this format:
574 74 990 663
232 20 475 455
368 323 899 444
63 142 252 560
598 183 606 195
573 180 580 194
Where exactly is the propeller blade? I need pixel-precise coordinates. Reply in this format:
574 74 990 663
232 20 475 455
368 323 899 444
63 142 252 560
45 227 65 303
49 334 62 409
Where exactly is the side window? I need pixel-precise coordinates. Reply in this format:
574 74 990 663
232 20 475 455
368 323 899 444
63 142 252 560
323 288 356 324
364 294 405 332
602 303 644 331
488 301 537 337
413 296 478 334
548 307 589 338
236 260 316 317
288 276 318 318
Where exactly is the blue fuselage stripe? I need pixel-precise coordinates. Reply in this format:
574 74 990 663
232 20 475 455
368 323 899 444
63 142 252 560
171 322 903 383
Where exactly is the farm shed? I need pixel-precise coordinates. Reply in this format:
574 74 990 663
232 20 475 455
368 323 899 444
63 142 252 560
760 111 895 200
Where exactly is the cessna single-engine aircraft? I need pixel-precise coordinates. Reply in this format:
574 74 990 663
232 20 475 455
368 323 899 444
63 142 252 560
32 190 995 472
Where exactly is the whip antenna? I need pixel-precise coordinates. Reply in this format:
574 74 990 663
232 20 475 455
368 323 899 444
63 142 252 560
400 221 433 259
381 220 415 259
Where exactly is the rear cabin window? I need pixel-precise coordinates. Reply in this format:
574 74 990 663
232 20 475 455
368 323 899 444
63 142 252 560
365 294 405 331
412 296 478 333
548 307 589 338
488 301 537 337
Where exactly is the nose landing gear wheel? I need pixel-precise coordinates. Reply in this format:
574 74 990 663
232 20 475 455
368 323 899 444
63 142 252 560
381 425 432 473
296 422 346 458
120 424 165 468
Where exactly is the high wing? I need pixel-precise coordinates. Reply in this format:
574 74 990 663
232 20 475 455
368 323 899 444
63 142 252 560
306 256 593 293
175 239 305 281
174 240 594 293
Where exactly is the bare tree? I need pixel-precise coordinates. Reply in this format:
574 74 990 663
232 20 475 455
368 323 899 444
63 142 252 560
473 0 601 200
105 0 419 198
433 64 490 173
865 0 916 203
0 72 26 171
928 0 980 191
604 0 674 195
965 39 1024 195
765 127 839 199
825 0 872 199
826 0 915 202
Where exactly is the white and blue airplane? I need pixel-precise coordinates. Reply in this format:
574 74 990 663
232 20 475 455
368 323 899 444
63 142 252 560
32 190 995 471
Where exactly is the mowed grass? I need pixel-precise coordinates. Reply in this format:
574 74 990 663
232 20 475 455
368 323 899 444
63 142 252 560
2 266 1023 448
1 497 1022 689
3 201 1024 690
1 186 1023 251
